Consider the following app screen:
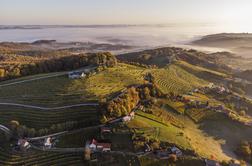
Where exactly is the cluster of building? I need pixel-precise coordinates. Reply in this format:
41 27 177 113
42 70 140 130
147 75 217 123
16 137 53 151
122 111 135 122
68 71 86 79
68 68 94 79
203 83 231 94
155 146 183 159
88 139 111 152
17 139 31 151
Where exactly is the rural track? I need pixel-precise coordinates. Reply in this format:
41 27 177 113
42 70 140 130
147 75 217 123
0 72 68 88
31 144 151 157
0 102 99 110
0 66 97 88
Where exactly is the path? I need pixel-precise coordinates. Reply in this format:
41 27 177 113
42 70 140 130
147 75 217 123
0 72 68 88
0 102 99 110
0 66 96 88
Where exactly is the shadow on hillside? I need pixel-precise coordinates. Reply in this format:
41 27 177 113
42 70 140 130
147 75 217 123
199 114 252 159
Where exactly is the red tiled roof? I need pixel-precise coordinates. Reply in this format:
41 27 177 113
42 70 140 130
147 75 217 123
96 143 111 148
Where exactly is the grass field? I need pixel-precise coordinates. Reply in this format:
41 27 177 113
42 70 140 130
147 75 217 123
176 60 228 83
128 110 233 162
128 112 192 150
57 128 99 148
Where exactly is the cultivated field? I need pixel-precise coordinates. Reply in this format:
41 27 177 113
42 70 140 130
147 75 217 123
0 148 84 166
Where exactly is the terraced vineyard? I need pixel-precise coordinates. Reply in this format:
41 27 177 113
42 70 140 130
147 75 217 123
185 108 215 122
151 64 207 94
0 74 96 107
0 148 84 166
69 63 149 98
0 105 99 129
175 60 228 82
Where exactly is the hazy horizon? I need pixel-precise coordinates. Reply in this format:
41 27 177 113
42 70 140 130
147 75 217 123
1 0 252 31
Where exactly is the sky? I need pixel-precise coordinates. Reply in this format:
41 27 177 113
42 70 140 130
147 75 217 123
1 0 252 26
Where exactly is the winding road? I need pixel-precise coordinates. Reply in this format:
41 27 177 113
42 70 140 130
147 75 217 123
0 102 99 110
0 72 68 88
0 66 97 88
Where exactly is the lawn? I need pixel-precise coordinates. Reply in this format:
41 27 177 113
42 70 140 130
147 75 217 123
128 113 192 150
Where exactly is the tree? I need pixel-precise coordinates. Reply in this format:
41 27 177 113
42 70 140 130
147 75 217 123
27 128 36 137
239 110 246 116
100 115 108 124
9 120 20 131
143 87 151 99
9 67 21 77
237 141 251 158
168 154 177 163
17 125 26 137
0 68 5 78
84 147 91 160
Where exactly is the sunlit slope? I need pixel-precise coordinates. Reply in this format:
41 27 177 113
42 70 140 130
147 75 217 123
75 62 208 98
151 63 207 94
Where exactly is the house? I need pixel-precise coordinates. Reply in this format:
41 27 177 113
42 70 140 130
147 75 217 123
44 137 52 148
122 116 131 122
68 71 86 79
17 139 31 151
208 83 215 88
204 159 221 166
193 89 199 93
129 112 135 119
89 139 111 152
217 86 226 94
171 146 182 157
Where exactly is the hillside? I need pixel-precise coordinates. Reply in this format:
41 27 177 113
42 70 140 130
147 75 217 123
1 45 252 166
192 33 252 61
236 70 252 82
192 33 252 48
118 47 233 74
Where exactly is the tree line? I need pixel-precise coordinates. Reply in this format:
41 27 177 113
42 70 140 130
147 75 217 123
100 83 163 123
0 52 117 81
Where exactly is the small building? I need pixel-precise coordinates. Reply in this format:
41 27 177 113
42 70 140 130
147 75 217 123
208 83 215 88
122 116 131 122
89 139 111 152
68 71 86 79
204 159 221 166
171 146 182 157
193 89 199 93
129 112 135 119
218 86 226 94
17 139 31 151
44 137 52 148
